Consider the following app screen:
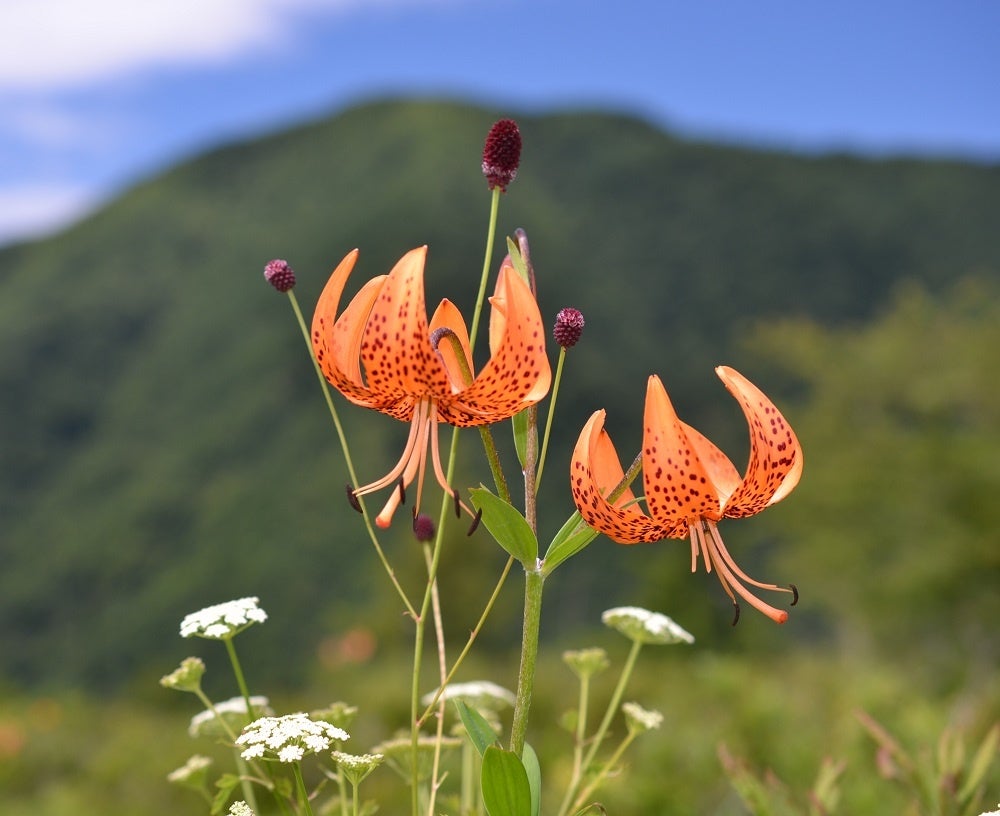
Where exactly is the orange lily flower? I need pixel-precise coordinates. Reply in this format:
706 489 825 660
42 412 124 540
570 366 802 624
312 246 551 528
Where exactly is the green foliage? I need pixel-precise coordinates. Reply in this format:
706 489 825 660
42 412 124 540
744 278 1000 672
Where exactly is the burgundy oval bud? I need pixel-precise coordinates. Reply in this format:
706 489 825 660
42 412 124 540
553 307 585 349
481 119 521 192
264 259 296 292
412 513 436 542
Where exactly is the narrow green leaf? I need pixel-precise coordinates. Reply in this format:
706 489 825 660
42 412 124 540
210 774 242 815
512 408 529 467
470 486 538 565
455 699 500 757
521 742 542 816
959 723 998 801
481 745 532 816
542 511 600 575
505 236 530 283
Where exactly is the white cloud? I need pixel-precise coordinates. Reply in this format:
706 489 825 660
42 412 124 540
0 184 103 246
0 0 388 90
6 104 123 150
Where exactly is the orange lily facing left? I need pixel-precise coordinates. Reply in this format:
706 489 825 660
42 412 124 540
570 366 803 624
312 246 551 528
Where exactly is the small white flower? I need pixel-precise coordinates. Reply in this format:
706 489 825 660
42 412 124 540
422 680 516 711
167 754 213 785
180 597 268 639
278 744 304 762
236 713 350 763
229 802 255 816
332 751 385 784
622 701 664 733
601 606 694 645
189 695 272 738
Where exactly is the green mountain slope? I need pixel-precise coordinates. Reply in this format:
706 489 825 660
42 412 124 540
1 99 998 690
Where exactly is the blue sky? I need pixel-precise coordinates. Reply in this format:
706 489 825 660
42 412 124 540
1 0 997 246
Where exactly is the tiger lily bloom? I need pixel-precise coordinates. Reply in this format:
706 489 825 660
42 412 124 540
570 366 802 624
312 246 551 528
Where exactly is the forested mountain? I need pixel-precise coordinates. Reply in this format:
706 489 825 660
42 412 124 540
2 99 997 690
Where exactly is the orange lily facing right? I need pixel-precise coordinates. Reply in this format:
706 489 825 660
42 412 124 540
570 366 803 624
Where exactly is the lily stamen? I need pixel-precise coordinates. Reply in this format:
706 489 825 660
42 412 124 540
692 521 792 625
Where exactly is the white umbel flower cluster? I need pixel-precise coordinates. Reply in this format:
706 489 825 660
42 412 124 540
189 695 272 739
180 597 268 639
229 802 255 816
236 713 350 763
601 606 694 645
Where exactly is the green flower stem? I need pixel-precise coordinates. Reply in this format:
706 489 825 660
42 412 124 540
469 186 502 348
534 346 567 492
460 740 475 815
579 639 643 775
224 637 253 715
233 749 262 814
286 289 416 619
222 638 282 814
509 566 544 756
417 554 514 725
192 689 266 812
411 425 461 816
292 761 315 816
555 671 594 816
337 769 348 816
423 543 448 816
351 777 360 816
572 731 638 812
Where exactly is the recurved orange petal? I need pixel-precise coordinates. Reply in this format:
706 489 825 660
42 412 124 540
715 365 803 518
441 264 550 426
570 410 662 544
359 247 452 401
642 375 722 532
312 250 390 409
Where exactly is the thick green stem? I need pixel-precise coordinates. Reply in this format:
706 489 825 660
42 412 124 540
509 567 544 756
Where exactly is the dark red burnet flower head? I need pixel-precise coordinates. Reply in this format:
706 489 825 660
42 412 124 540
264 259 296 292
482 119 521 192
553 307 585 349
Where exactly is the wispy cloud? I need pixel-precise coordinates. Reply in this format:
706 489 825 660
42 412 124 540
0 184 103 246
0 0 425 91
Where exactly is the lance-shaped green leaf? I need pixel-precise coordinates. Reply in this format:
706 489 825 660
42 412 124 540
512 408 531 468
455 699 500 757
471 487 538 565
482 745 532 816
542 511 600 575
959 722 998 801
521 742 541 816
505 236 530 283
